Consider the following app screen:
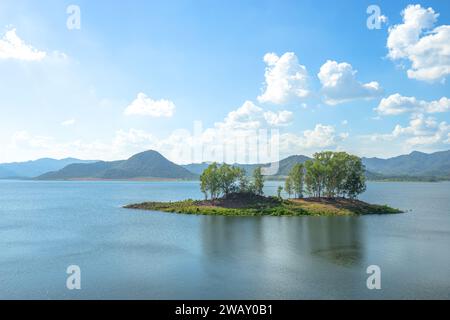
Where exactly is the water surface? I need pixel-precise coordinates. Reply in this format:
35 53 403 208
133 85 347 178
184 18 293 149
0 180 449 299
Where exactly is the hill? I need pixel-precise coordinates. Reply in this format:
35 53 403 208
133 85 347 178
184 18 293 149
362 150 450 180
37 150 197 180
0 158 96 179
181 155 311 177
181 150 450 181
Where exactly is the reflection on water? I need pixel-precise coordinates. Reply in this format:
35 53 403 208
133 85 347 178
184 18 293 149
305 217 363 267
0 180 449 299
201 216 364 268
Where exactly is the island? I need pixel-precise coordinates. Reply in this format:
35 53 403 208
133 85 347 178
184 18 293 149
125 193 401 216
125 151 403 216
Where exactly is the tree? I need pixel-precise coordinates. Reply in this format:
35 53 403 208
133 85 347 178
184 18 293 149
304 151 366 199
252 167 264 196
277 185 283 199
284 176 293 198
304 159 326 198
200 163 220 200
289 163 305 198
342 155 366 199
217 164 240 197
236 167 250 193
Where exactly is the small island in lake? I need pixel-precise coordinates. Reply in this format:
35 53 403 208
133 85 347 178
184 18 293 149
125 193 401 216
125 151 403 216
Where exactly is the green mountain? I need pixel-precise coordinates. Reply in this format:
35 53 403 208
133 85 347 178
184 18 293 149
362 150 450 180
22 149 450 181
37 150 197 180
0 157 96 179
182 150 450 181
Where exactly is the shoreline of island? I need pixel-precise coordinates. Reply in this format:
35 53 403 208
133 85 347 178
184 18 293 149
124 193 402 217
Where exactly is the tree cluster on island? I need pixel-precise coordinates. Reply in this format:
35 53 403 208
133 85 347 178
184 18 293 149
127 151 401 216
200 151 367 201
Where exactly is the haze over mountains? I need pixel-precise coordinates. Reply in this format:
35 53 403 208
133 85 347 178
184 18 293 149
0 158 96 179
1 149 449 181
181 155 311 176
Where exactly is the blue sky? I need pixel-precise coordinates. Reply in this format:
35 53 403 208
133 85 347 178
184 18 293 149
1 0 449 163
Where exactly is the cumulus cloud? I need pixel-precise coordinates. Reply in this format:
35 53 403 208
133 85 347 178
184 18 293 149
280 124 346 152
387 4 450 81
369 114 450 146
215 100 293 129
375 93 450 116
6 98 349 166
0 28 46 61
318 60 383 105
124 92 176 117
258 52 309 105
216 101 264 130
263 110 293 127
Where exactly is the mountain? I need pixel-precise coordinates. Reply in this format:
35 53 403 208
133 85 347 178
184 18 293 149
0 158 96 179
0 167 16 178
14 149 450 181
362 150 450 179
37 150 197 180
273 155 311 175
182 155 311 177
181 150 450 181
181 163 211 175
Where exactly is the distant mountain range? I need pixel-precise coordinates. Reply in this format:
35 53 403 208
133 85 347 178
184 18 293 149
183 151 450 181
362 150 450 181
37 150 197 180
2 149 449 181
181 155 311 176
0 158 96 179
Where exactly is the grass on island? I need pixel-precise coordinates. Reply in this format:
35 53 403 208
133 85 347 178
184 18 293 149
124 193 402 217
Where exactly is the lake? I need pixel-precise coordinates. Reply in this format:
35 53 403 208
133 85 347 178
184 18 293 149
0 180 449 299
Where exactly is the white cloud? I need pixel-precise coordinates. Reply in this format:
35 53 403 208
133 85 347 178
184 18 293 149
215 100 293 129
280 124 345 151
375 93 450 115
216 100 264 130
0 28 46 61
263 110 293 126
387 4 450 81
258 52 309 104
5 100 350 165
124 92 176 117
318 60 383 105
61 119 76 126
368 114 450 146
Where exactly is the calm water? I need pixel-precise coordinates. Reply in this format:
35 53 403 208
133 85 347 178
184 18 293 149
0 180 449 299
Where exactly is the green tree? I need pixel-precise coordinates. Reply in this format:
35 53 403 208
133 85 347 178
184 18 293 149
200 163 220 200
217 164 240 197
304 151 366 199
236 167 250 193
288 163 305 198
277 185 283 199
252 167 264 196
304 159 326 198
284 176 293 198
342 155 366 199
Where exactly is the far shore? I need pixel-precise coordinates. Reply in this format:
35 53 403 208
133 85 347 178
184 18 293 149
2 176 448 183
32 177 199 182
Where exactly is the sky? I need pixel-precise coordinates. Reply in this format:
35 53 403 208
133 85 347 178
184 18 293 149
0 0 449 164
